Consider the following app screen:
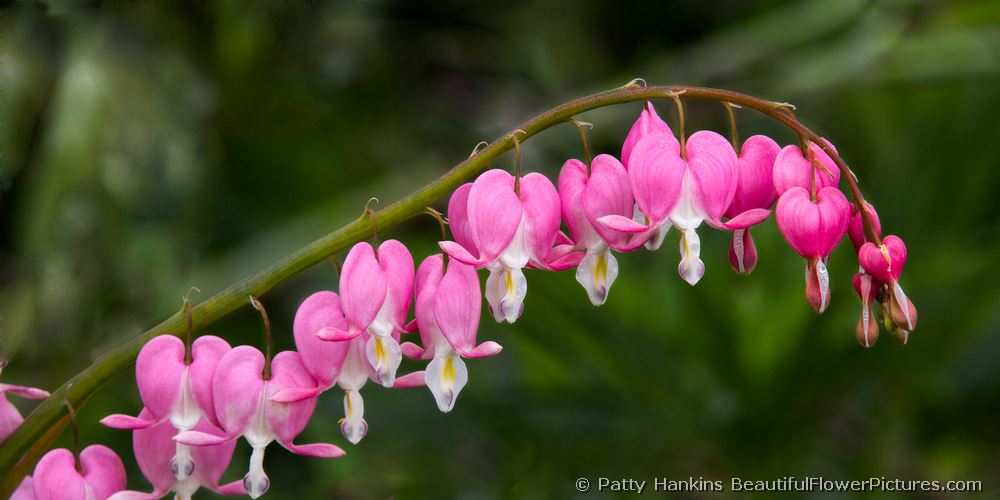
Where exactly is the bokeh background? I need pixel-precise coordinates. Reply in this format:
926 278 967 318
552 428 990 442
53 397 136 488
2 0 999 498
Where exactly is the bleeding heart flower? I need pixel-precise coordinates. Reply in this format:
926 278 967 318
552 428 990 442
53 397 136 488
26 445 126 500
107 408 243 500
775 186 852 313
0 367 50 444
724 135 781 275
272 291 374 445
174 347 345 499
440 169 561 323
398 254 502 412
315 241 413 388
858 235 917 335
621 101 677 171
101 335 230 483
848 202 882 252
772 139 840 196
597 131 769 285
557 154 634 305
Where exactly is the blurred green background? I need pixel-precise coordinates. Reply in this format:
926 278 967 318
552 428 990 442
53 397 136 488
2 0 999 498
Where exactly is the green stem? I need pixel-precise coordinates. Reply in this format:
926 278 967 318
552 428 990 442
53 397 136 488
0 84 880 495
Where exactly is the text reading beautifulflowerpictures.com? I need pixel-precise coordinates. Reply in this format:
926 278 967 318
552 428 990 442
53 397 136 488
575 476 983 494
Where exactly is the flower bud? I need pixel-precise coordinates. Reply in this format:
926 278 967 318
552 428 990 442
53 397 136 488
855 311 879 348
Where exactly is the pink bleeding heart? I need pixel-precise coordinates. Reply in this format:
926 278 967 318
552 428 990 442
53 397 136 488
858 235 907 284
772 139 840 196
276 291 352 403
30 445 126 500
775 187 852 260
558 154 635 252
111 408 243 499
175 347 344 498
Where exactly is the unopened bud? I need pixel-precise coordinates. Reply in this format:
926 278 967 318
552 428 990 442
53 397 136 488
889 288 918 332
855 306 879 348
728 228 758 275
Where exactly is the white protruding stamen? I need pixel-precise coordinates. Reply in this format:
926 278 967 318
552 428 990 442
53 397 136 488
243 446 270 499
815 259 830 312
340 389 367 445
733 229 746 273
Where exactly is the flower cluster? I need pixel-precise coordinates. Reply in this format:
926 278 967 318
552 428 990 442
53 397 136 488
8 98 918 500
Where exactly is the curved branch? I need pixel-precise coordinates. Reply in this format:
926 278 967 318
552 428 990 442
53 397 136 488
0 83 877 495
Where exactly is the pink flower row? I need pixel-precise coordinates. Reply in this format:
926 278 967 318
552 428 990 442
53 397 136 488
5 100 917 500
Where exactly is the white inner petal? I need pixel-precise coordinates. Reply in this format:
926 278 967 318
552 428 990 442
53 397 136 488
677 228 705 286
169 368 201 481
365 334 402 388
243 445 270 499
575 248 618 306
815 259 830 313
425 349 468 413
732 228 746 273
340 389 368 445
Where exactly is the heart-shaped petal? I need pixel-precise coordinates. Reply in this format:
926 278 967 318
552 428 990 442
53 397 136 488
414 254 445 358
377 240 414 331
726 134 780 217
848 201 881 251
775 186 851 259
858 235 907 284
467 169 523 263
211 346 266 437
518 172 561 265
446 183 477 255
435 260 494 357
583 154 634 249
339 242 388 333
557 158 597 248
188 335 231 428
135 336 186 421
772 140 840 196
292 291 350 389
33 449 88 500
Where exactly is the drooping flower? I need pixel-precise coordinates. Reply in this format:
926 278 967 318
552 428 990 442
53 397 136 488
724 135 781 275
273 290 372 445
174 347 345 498
597 131 770 285
440 169 561 323
101 335 230 483
620 102 678 250
107 408 243 500
0 366 50 444
772 139 840 196
858 234 918 342
557 154 634 305
23 445 126 500
775 186 852 313
399 254 502 412
315 241 414 388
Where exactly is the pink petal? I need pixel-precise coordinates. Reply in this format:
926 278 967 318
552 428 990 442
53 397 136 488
279 441 346 458
400 341 427 360
628 133 685 224
135 335 186 420
79 445 127 500
848 201 881 251
0 384 49 400
543 248 585 271
211 346 266 436
595 214 648 234
772 140 840 196
315 327 362 342
100 413 159 430
129 408 177 493
269 386 325 404
339 242 388 333
377 240 415 331
467 169 523 262
33 448 87 500
720 208 772 230
446 183 478 255
858 235 907 283
518 173 561 264
173 430 229 446
393 371 427 388
686 130 739 222
456 341 502 359
438 240 482 266
725 135 780 217
293 291 350 388
557 159 597 248
414 254 445 357
107 491 160 500
265 352 319 446
621 101 677 170
775 187 850 258
11 477 34 500
0 396 25 443
554 231 574 246
214 480 247 496
583 154 634 248
188 335 231 428
434 260 482 355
